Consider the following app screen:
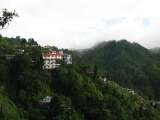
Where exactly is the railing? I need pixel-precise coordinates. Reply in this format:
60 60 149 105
43 57 62 59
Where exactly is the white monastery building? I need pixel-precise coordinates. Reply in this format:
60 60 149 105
42 46 72 69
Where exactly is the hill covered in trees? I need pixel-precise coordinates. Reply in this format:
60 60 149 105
0 35 38 55
1 38 160 119
73 39 160 100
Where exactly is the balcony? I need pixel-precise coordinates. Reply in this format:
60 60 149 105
43 56 62 60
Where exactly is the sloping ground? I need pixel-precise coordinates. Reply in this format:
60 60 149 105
73 40 160 99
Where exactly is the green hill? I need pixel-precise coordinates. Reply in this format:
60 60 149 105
0 35 8 47
73 39 160 100
0 42 160 119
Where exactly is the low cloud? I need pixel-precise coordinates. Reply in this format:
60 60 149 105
1 0 160 49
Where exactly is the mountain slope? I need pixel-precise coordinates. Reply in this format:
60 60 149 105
73 40 160 99
1 43 160 119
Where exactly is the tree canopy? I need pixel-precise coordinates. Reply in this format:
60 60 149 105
0 8 18 30
73 40 160 100
1 40 160 119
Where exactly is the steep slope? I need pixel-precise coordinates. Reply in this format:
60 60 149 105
73 40 160 99
0 43 160 119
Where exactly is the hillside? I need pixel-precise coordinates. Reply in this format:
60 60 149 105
0 38 160 119
0 35 8 47
0 36 39 56
73 40 160 100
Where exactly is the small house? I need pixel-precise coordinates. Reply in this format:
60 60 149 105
128 89 135 95
39 96 52 104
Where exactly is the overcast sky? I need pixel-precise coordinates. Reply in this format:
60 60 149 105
1 0 160 49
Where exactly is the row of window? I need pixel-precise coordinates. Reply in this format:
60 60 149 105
43 55 62 57
43 65 60 69
44 59 56 61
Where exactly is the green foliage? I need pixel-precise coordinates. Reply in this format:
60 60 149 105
0 8 18 30
0 58 9 85
28 38 38 46
0 39 160 119
0 35 8 47
21 38 27 46
0 85 22 120
0 36 39 55
73 40 160 100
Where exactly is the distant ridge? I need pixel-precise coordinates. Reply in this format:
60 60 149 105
74 39 160 100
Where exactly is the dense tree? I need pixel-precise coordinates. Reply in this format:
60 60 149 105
73 40 160 100
1 38 160 119
28 38 38 46
21 38 27 46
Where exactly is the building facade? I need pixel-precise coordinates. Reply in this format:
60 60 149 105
39 96 52 104
62 54 72 64
42 46 72 69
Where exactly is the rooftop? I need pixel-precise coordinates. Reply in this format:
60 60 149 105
44 46 51 48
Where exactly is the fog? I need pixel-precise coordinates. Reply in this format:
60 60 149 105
1 0 160 49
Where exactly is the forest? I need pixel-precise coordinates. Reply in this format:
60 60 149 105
73 40 160 100
1 36 160 120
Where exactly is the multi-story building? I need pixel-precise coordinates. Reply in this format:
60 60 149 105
62 54 72 64
42 46 72 69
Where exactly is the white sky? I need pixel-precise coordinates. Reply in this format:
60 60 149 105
1 0 160 49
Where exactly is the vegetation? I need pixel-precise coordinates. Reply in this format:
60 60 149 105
0 38 160 119
0 36 38 55
1 9 160 119
73 40 160 100
0 8 18 30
